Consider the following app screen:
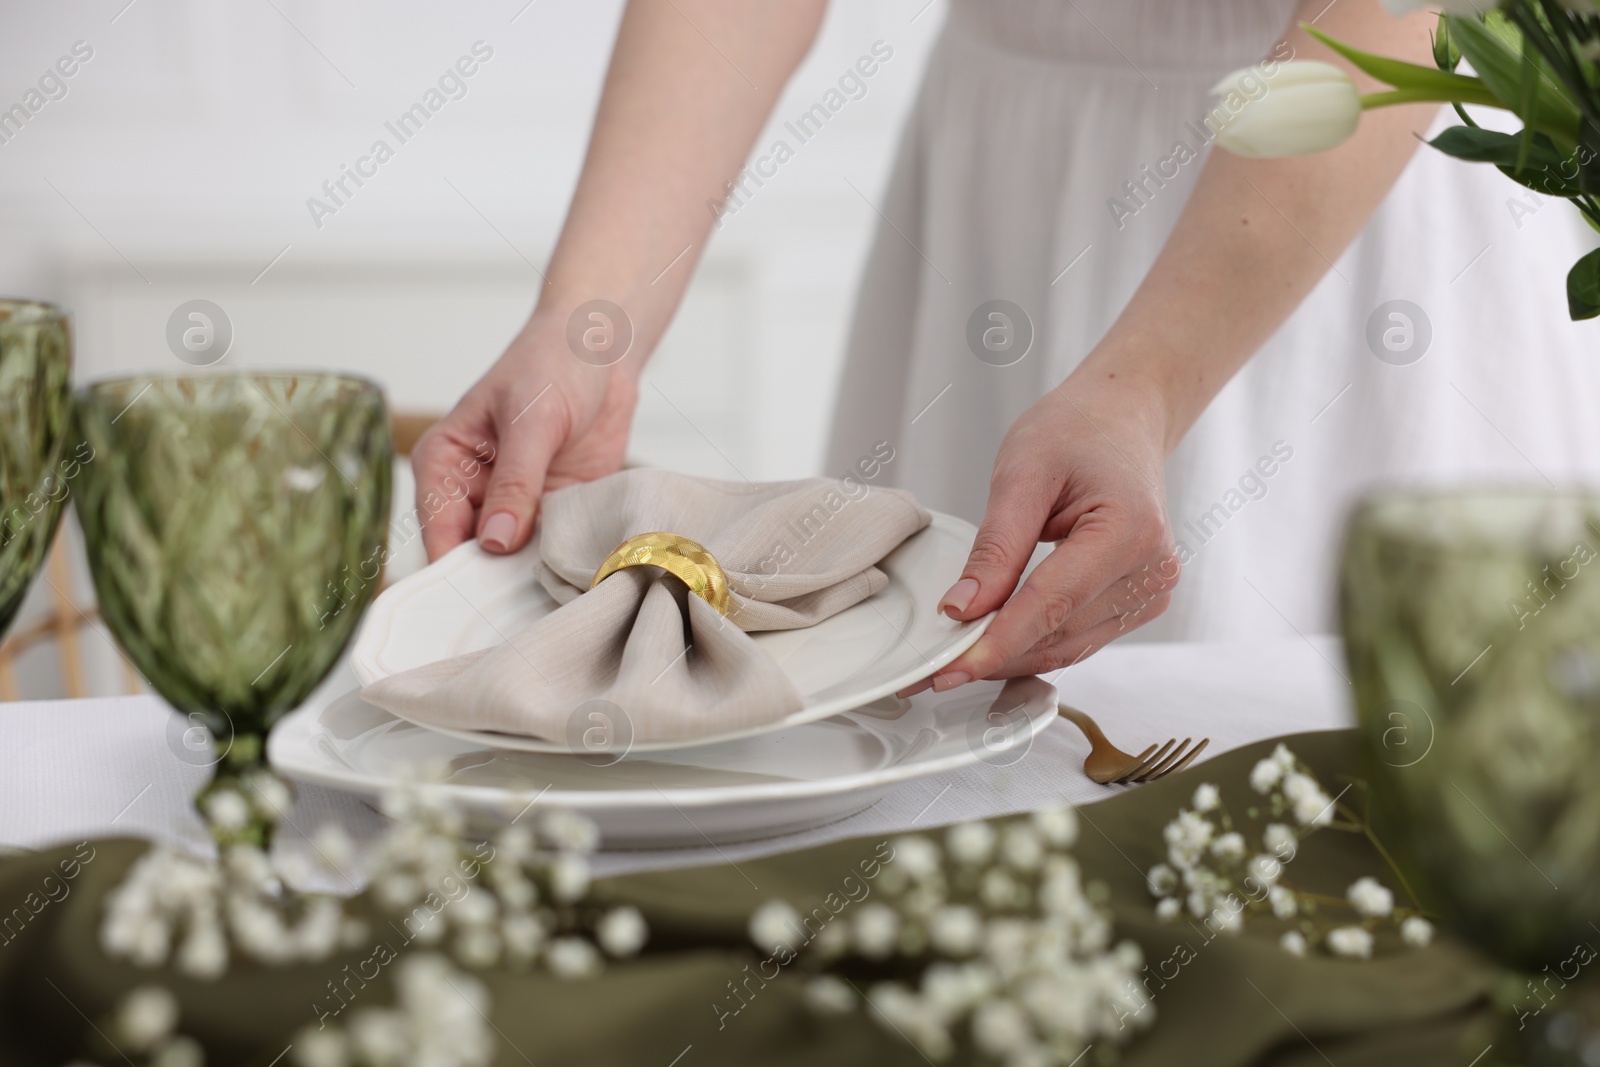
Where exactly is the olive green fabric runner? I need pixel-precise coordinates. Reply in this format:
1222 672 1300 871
0 731 1504 1066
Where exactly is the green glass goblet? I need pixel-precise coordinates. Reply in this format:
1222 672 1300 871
73 373 392 776
1340 488 1600 969
0 299 74 642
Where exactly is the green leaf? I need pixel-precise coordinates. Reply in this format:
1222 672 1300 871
1447 15 1583 146
1304 24 1500 98
1429 125 1584 196
1568 247 1600 320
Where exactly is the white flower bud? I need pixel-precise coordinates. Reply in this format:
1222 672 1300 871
203 790 251 833
891 835 942 880
1327 925 1374 959
1346 877 1394 919
597 906 648 957
1030 806 1077 847
1279 930 1308 957
853 903 901 959
803 975 856 1014
117 985 179 1052
748 900 801 954
546 936 602 978
929 905 983 956
946 822 995 865
1262 823 1298 862
1401 916 1434 947
1210 832 1246 862
1146 863 1179 897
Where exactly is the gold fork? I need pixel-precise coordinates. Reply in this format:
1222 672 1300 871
1058 704 1210 785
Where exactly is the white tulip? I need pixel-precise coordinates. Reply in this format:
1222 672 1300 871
1212 61 1361 158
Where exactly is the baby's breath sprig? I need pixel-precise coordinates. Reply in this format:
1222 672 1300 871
1148 743 1435 958
749 808 1151 1065
96 768 647 1067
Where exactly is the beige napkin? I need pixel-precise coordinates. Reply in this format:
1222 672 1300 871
361 470 931 744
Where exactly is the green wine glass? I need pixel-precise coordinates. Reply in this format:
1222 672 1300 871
1340 488 1600 968
0 299 74 642
73 372 392 770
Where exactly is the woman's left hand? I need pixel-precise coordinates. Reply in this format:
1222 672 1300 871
902 374 1181 694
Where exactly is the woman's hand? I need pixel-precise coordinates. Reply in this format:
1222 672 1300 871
413 313 639 561
908 375 1180 693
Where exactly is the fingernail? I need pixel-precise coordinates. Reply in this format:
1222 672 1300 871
897 677 935 698
938 578 980 617
932 670 971 693
480 511 517 552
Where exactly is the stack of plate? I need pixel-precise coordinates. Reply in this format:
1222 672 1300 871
268 513 1057 847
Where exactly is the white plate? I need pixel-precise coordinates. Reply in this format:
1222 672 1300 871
269 676 1056 848
350 512 991 753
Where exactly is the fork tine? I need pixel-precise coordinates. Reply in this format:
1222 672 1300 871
1115 738 1175 784
1155 737 1210 779
1134 738 1193 782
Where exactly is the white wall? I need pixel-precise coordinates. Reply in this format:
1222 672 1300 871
0 0 945 697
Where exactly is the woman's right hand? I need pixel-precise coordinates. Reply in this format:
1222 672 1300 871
413 312 639 562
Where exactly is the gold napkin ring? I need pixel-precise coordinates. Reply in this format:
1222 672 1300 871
590 532 732 616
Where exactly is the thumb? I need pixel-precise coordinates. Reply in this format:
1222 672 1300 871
939 470 1053 621
475 397 567 554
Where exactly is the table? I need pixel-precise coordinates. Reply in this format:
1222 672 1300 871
0 637 1352 885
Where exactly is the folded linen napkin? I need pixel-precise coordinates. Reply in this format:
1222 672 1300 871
361 470 931 744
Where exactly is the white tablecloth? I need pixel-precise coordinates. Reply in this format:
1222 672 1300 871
0 637 1352 885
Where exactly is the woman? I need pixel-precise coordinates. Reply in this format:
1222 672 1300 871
414 0 1600 694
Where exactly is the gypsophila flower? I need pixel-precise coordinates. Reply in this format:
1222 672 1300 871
979 868 1019 910
153 1036 204 1067
455 926 502 968
971 998 1032 1056
1000 825 1045 871
1346 877 1394 919
1210 832 1246 862
1192 783 1220 812
1282 772 1334 827
1146 863 1179 897
804 975 857 1014
1279 930 1308 957
1269 885 1297 920
547 936 603 978
547 853 591 903
1262 823 1297 862
1400 916 1434 947
116 985 179 1052
597 906 648 957
749 900 800 955
502 913 547 962
540 809 600 853
1250 758 1283 794
246 772 293 820
1156 897 1181 921
294 1028 348 1067
1245 854 1281 888
1163 810 1214 870
853 902 902 959
780 811 1149 1065
1327 926 1375 959
296 953 494 1067
929 905 983 956
947 821 996 865
203 790 251 833
892 835 942 880
1030 806 1078 847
